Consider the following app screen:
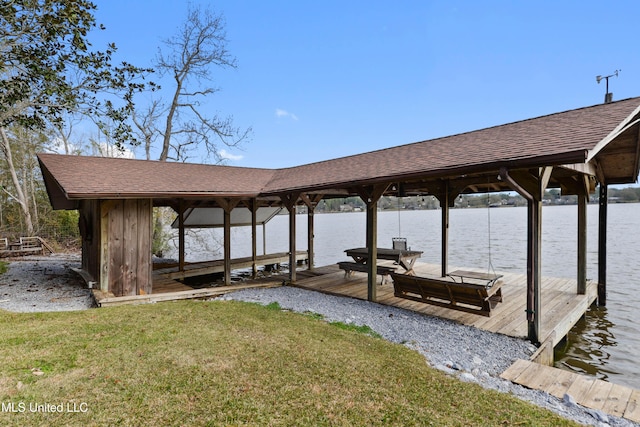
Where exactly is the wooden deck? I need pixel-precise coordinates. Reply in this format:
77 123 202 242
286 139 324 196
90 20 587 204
291 261 598 347
501 359 640 423
153 251 308 280
92 251 307 307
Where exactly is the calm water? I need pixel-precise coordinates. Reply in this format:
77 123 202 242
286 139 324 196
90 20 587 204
168 204 640 390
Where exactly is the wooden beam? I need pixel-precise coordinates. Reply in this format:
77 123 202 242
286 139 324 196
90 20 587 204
577 176 589 295
178 200 185 272
433 180 462 277
500 167 549 344
598 184 608 306
357 184 388 302
300 194 323 271
214 198 241 286
280 193 301 283
250 198 258 278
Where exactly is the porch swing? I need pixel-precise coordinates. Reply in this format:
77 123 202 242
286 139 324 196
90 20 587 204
392 184 408 251
391 188 505 316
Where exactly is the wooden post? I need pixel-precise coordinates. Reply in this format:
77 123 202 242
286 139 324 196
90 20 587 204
214 198 240 286
577 178 588 295
499 167 551 345
366 200 378 301
440 192 450 278
288 205 296 282
598 184 608 305
434 181 460 278
300 194 323 271
527 197 543 344
357 184 388 302
251 199 258 278
307 207 314 270
178 200 185 272
223 206 232 286
280 193 300 283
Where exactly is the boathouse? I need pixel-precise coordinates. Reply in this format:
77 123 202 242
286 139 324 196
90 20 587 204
38 97 640 345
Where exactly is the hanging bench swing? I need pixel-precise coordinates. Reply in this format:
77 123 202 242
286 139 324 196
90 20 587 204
392 191 408 251
392 189 504 316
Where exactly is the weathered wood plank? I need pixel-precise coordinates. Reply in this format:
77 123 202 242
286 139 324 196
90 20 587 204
94 282 282 307
601 383 633 418
565 374 598 405
624 389 640 423
108 200 124 296
583 379 614 410
499 359 531 382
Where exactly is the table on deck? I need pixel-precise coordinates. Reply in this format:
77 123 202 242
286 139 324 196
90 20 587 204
447 269 503 287
345 247 423 275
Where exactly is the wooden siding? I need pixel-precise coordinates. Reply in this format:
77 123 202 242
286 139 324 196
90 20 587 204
101 199 152 296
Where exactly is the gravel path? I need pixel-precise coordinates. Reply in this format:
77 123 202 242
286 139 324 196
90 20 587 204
0 254 94 312
0 256 637 426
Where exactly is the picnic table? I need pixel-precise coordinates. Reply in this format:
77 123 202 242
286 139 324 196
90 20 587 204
344 247 423 275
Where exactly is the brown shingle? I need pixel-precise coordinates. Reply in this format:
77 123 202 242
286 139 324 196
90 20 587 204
38 96 640 205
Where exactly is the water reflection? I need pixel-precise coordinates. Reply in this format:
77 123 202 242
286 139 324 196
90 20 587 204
554 306 619 382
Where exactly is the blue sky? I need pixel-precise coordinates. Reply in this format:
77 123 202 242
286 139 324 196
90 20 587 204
91 1 640 171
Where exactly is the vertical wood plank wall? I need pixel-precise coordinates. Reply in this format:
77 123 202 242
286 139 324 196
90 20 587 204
101 199 152 297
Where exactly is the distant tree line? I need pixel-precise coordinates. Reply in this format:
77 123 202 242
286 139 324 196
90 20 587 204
312 186 640 214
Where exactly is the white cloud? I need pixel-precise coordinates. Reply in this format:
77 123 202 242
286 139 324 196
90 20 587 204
275 108 298 121
95 143 135 159
219 149 243 161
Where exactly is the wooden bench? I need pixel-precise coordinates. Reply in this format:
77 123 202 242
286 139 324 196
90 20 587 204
18 237 45 254
0 238 8 257
337 261 396 285
391 272 503 316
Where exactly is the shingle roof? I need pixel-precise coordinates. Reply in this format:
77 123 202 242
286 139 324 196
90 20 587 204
38 96 640 208
37 154 276 198
264 97 640 193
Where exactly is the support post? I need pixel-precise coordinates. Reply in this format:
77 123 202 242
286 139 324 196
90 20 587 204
357 184 388 302
178 200 185 272
527 197 543 344
598 184 608 305
307 208 314 270
577 178 588 295
366 200 378 301
499 167 551 344
440 193 450 278
288 205 296 282
434 180 460 278
214 198 240 286
300 194 323 271
251 199 258 278
280 193 300 283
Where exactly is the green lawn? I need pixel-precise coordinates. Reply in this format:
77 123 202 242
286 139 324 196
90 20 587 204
0 300 578 426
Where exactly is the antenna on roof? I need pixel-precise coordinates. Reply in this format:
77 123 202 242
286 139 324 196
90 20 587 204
596 70 620 104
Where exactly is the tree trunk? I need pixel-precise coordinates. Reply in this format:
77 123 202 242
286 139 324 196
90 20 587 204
0 127 35 235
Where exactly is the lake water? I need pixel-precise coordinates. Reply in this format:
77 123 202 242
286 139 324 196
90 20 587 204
167 203 640 390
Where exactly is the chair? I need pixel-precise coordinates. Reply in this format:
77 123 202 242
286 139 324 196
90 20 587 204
392 237 407 250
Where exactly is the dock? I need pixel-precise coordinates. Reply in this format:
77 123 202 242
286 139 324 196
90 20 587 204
501 359 640 423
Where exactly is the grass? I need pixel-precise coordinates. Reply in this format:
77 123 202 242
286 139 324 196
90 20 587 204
0 300 579 426
0 261 7 274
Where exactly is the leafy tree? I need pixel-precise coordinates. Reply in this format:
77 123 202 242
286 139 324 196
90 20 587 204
0 0 155 236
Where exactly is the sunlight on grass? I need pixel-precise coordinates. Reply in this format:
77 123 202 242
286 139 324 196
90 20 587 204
0 300 579 426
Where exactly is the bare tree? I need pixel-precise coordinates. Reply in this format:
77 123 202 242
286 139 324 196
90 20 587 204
154 4 250 162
